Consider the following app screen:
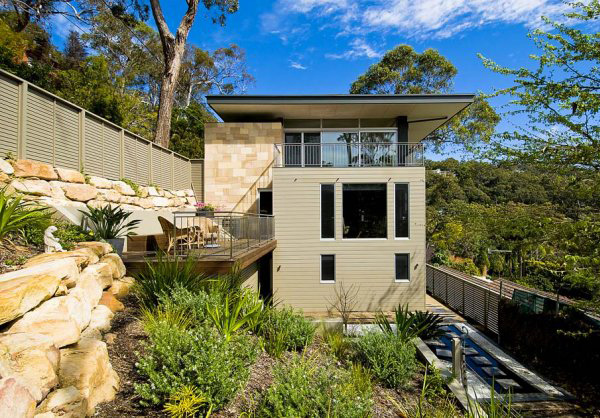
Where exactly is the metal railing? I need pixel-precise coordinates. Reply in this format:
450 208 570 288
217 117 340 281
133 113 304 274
172 211 274 259
274 142 424 167
426 264 501 335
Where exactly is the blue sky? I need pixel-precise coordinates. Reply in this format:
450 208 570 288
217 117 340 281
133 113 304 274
51 0 578 157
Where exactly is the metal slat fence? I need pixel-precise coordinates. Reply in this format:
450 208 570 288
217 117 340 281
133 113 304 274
426 264 501 334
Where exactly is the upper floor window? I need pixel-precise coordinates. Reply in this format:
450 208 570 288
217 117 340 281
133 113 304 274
321 184 335 239
342 183 387 239
395 184 409 238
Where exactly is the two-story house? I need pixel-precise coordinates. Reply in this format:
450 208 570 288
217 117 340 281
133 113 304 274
203 94 474 312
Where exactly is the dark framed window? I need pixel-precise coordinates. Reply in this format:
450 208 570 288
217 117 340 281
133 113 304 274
321 184 335 239
395 184 409 238
321 255 335 282
395 253 410 281
342 183 387 238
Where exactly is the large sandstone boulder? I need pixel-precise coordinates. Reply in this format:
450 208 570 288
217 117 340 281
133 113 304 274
12 179 52 197
85 305 114 334
59 338 119 415
0 333 60 402
74 242 112 258
138 186 149 198
48 181 66 199
110 276 135 299
99 292 124 313
80 263 113 290
149 196 170 207
112 181 135 196
0 378 36 418
96 188 121 203
12 159 58 180
35 386 87 418
147 186 160 197
0 159 14 175
24 248 99 270
7 295 86 348
76 272 103 308
100 253 125 279
55 168 84 184
59 183 97 202
0 258 78 325
87 176 112 189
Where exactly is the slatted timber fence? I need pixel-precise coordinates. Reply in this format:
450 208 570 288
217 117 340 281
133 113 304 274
0 68 196 191
426 264 501 335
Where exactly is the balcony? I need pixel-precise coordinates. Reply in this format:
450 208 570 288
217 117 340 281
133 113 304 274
123 211 276 275
274 142 424 168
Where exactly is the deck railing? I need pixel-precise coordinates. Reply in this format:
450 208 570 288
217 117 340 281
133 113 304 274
172 211 274 259
274 142 424 167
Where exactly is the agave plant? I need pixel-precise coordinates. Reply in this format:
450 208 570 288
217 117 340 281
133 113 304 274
375 304 444 343
0 186 51 241
80 204 140 239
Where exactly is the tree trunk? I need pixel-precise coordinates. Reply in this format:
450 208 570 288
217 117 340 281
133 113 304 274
150 0 199 148
155 50 184 148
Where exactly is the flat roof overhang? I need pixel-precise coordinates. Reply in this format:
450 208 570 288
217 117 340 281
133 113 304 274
206 94 475 142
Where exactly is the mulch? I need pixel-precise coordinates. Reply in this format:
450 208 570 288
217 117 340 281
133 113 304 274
0 239 42 274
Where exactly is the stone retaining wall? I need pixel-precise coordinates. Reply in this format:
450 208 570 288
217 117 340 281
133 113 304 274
0 242 135 417
0 158 197 211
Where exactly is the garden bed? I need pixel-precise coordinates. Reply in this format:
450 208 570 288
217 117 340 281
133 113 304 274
95 268 465 417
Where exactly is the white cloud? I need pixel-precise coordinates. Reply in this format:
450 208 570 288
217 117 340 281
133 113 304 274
263 0 570 39
290 61 308 69
325 38 382 60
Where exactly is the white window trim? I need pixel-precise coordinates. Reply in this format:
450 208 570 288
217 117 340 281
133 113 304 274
320 183 335 240
320 254 336 283
394 183 410 240
394 253 411 283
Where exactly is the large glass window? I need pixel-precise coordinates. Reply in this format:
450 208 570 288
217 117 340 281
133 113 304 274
321 184 335 239
321 132 358 167
360 132 398 167
304 132 321 166
342 183 387 238
395 254 410 281
395 184 409 238
321 255 335 282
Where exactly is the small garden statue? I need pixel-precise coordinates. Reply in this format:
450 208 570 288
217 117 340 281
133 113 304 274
44 225 64 253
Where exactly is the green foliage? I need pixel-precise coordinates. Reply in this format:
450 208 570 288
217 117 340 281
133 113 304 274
259 306 315 353
354 332 418 388
321 326 352 361
141 300 195 333
0 187 51 241
19 219 95 250
132 253 208 308
254 354 373 418
163 385 210 418
206 290 263 341
350 44 498 152
375 304 444 343
135 321 258 410
479 0 600 171
80 204 140 239
169 102 215 159
157 286 218 325
120 178 142 197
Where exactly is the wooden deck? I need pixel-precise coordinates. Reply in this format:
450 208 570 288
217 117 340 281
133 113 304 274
123 239 276 275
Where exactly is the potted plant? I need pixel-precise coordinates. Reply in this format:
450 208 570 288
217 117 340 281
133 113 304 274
194 202 217 217
80 204 141 255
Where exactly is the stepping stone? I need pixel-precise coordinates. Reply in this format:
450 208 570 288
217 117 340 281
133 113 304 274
482 367 506 378
472 356 493 366
445 332 461 339
425 340 446 348
436 349 452 358
497 379 522 391
463 347 479 356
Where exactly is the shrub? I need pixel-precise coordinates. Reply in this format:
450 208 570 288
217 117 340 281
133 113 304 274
207 290 263 341
163 385 209 418
80 204 140 239
254 354 373 418
157 287 217 325
20 219 94 249
354 332 417 388
135 321 258 411
133 253 208 307
375 304 443 342
321 326 352 361
0 187 51 240
259 306 315 353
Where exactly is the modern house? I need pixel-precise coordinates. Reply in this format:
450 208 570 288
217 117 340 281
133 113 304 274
203 94 474 312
